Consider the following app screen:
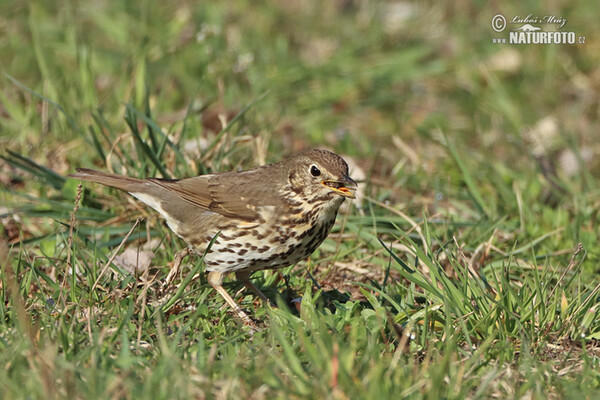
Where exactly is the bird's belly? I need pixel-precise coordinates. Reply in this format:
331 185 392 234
201 215 336 273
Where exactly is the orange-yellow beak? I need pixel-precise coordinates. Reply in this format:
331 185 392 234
321 175 357 199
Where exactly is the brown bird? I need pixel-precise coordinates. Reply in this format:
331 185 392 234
69 149 357 326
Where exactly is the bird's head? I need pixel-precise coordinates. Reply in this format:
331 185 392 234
286 149 357 202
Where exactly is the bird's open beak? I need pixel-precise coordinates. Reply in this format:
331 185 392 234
321 175 358 199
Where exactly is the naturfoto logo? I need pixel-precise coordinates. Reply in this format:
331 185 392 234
491 13 585 45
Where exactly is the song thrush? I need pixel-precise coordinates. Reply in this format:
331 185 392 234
69 149 357 325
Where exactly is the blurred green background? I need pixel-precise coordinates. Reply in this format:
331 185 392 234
3 0 599 266
2 0 600 398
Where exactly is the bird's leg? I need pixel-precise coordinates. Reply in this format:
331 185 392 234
207 271 257 328
163 247 192 289
235 271 276 308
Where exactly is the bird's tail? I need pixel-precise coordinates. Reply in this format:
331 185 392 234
68 168 145 192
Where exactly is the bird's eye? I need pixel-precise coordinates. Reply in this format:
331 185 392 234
310 165 321 177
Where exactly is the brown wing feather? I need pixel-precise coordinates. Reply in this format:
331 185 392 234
148 173 261 220
71 164 285 221
205 167 284 220
148 177 213 210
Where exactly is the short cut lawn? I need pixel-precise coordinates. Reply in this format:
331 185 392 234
2 1 600 399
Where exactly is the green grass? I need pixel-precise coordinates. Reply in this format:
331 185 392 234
2 0 600 398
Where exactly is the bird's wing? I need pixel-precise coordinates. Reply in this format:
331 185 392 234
206 171 270 220
148 176 213 209
148 172 261 220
